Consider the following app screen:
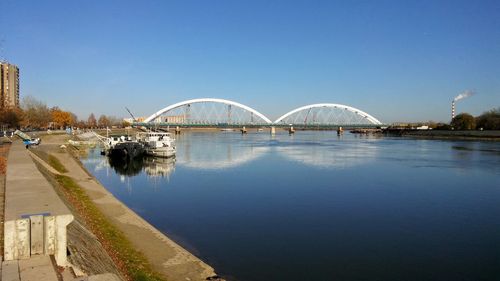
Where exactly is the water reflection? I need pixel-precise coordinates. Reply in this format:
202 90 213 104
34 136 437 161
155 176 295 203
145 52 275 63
172 132 382 170
95 133 381 174
82 132 382 180
143 157 176 178
82 150 177 180
450 142 500 174
108 157 144 176
275 139 378 168
175 133 270 170
85 134 496 175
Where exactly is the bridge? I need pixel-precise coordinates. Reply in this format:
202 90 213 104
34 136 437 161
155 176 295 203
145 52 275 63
137 98 383 128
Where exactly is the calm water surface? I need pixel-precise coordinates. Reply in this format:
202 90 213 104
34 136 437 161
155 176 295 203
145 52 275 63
81 131 500 281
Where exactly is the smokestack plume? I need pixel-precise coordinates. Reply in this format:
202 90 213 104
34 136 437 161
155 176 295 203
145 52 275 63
453 90 475 102
451 90 475 120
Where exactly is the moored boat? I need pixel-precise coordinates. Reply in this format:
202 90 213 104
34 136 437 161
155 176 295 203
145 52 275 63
107 135 145 160
137 131 176 158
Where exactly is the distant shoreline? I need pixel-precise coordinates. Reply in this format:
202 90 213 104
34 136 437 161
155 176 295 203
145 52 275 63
385 130 500 141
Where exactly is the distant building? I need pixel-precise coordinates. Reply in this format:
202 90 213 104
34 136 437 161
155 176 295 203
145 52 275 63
0 62 20 109
123 115 186 124
163 115 185 124
123 117 146 124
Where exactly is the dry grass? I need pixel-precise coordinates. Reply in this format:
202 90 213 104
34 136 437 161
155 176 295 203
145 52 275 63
30 149 68 173
0 145 10 175
48 154 68 173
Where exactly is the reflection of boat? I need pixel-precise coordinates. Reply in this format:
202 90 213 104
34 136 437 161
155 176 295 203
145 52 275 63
107 135 145 160
143 157 176 178
108 155 144 176
137 132 176 158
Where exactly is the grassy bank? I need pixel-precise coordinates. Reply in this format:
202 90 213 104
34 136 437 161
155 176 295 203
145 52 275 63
31 149 69 173
49 154 68 173
54 174 165 281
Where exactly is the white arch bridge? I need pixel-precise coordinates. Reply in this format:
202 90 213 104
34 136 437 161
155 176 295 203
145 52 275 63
140 98 383 127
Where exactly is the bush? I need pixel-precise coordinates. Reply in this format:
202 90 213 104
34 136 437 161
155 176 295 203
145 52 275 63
476 108 500 130
435 123 452 130
451 113 476 130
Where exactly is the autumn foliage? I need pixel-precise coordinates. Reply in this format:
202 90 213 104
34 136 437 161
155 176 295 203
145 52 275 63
50 107 74 129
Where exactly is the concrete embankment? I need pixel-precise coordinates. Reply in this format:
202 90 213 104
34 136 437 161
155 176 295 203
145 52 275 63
2 139 122 281
40 134 219 281
4 140 73 266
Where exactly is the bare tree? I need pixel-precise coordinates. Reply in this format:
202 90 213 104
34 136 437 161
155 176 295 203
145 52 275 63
87 113 97 128
21 96 51 129
98 115 110 128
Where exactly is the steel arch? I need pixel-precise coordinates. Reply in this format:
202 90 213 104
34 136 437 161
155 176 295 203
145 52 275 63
144 98 273 124
274 103 382 125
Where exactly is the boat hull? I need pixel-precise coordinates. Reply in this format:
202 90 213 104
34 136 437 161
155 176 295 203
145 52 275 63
108 142 144 160
144 147 176 158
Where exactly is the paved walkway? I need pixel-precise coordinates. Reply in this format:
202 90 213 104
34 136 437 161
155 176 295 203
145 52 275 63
4 142 70 222
2 141 121 281
2 140 71 280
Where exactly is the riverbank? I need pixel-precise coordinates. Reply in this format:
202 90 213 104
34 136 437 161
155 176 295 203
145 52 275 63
385 129 500 141
31 134 221 281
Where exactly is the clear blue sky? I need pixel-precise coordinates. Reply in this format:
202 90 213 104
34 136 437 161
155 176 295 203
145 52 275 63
1 0 499 123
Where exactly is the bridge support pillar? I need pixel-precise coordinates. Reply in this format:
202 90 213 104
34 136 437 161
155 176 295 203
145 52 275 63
270 126 275 135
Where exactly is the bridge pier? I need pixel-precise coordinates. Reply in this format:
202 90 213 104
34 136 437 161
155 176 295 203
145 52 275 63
270 126 275 135
337 126 344 135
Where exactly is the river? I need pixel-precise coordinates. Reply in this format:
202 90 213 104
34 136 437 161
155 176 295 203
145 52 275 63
81 131 500 281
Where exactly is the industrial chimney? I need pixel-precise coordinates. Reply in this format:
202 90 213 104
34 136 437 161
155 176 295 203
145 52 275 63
451 100 455 120
452 90 475 121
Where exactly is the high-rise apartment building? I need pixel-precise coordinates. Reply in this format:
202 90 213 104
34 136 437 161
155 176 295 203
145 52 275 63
0 62 20 109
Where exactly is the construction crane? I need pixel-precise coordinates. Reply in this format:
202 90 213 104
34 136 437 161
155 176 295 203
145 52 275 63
125 107 137 123
125 107 150 131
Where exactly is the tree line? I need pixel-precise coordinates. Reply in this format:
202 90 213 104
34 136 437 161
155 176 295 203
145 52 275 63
0 96 128 130
448 107 500 130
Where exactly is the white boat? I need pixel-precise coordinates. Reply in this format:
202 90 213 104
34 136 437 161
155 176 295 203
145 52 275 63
137 131 176 158
107 135 129 149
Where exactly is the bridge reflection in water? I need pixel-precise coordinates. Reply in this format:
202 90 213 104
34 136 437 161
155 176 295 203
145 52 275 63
275 138 378 169
84 131 380 183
